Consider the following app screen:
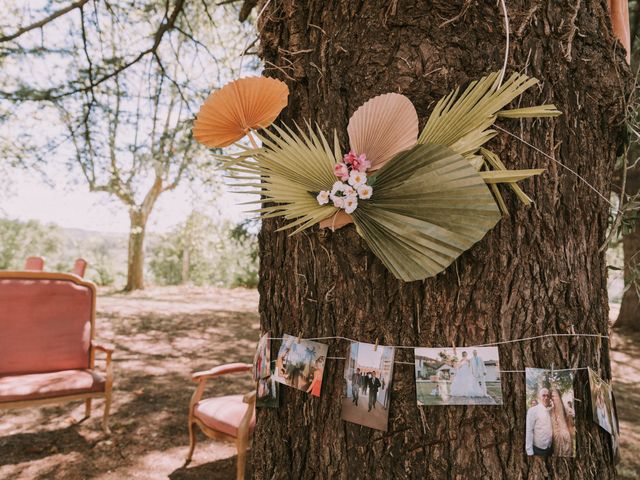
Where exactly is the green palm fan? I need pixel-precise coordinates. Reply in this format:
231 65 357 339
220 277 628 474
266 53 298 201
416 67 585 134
353 144 500 281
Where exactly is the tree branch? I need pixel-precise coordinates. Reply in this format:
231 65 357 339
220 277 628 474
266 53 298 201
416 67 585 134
0 0 186 101
0 0 90 43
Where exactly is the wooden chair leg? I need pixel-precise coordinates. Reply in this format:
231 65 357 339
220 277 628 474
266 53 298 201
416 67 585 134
84 399 92 418
236 434 248 480
185 421 197 465
102 392 112 435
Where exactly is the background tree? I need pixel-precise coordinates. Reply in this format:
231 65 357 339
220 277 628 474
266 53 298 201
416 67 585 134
0 0 253 290
253 1 628 478
150 211 258 287
60 67 199 291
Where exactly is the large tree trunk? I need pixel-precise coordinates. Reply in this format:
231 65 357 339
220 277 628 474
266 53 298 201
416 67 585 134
254 1 628 479
124 209 147 292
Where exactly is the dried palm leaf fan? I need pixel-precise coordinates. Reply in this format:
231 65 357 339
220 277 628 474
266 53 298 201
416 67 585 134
194 72 561 282
193 76 289 148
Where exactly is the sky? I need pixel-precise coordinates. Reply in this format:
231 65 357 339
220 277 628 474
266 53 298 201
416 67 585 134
0 168 253 234
355 343 389 369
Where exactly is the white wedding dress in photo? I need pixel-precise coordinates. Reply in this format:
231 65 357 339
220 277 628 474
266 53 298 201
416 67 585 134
450 359 485 397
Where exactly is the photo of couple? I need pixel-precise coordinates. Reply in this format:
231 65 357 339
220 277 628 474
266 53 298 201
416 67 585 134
415 346 503 405
525 368 576 458
272 334 328 397
342 342 395 431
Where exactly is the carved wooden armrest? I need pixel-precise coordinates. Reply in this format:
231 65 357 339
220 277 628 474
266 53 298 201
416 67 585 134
191 362 252 382
92 339 115 354
243 390 257 405
237 390 257 438
91 339 114 393
189 363 252 415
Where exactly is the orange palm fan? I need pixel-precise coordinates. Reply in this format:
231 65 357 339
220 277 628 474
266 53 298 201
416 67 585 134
193 76 289 148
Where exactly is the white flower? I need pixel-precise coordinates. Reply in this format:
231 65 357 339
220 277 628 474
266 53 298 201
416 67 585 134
343 185 355 196
331 194 344 208
316 190 330 205
348 170 367 188
343 195 358 214
357 184 373 199
332 181 346 195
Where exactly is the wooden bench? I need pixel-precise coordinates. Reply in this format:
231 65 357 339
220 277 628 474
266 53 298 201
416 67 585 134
0 271 113 433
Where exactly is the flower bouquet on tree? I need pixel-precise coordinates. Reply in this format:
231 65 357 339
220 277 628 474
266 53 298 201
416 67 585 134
193 72 560 282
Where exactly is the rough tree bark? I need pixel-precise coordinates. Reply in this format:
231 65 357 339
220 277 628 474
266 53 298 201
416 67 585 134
254 1 629 478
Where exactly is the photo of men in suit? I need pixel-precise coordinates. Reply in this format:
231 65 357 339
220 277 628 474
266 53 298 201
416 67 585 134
342 342 395 431
368 372 381 412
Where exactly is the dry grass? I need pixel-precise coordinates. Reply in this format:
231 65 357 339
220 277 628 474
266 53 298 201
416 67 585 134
0 286 638 479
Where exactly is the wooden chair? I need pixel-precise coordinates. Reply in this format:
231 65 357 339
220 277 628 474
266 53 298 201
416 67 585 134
24 256 45 271
0 271 114 433
71 258 88 278
185 363 256 480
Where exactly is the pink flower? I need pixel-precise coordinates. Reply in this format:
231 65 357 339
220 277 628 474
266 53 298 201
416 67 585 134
343 150 370 172
343 150 357 166
333 162 349 181
352 153 371 172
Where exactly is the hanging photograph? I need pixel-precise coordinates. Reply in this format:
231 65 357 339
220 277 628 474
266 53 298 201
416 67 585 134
253 332 271 381
272 334 328 397
414 346 503 406
256 374 279 409
341 342 395 431
525 368 576 458
610 392 621 464
588 368 614 434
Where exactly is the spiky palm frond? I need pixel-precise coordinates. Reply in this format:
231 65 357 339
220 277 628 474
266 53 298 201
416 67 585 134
418 71 559 151
353 144 501 281
218 123 340 235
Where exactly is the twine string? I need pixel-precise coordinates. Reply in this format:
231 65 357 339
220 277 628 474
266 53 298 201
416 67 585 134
265 332 607 349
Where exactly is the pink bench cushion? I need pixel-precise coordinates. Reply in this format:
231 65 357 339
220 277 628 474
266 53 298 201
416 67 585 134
0 278 93 375
0 369 105 403
194 395 256 438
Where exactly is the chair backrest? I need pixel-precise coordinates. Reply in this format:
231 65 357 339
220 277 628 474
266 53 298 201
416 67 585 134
24 256 45 271
0 271 96 375
71 258 88 278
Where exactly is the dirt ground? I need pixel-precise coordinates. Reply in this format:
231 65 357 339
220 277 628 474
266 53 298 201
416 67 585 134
0 286 638 479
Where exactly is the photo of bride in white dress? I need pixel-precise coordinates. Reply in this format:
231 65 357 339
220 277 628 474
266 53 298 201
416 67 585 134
415 346 503 406
450 351 486 397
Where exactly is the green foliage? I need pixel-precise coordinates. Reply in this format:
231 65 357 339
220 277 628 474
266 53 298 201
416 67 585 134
0 219 60 269
0 218 127 286
149 212 258 288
